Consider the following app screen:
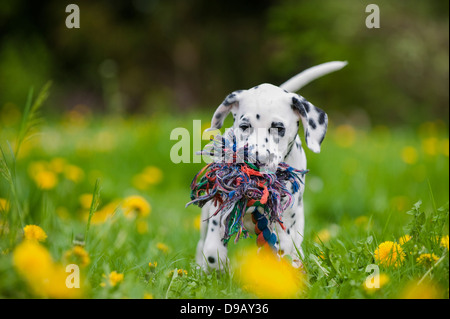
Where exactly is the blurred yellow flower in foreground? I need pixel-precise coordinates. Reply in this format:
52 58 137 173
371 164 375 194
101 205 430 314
235 248 304 298
399 235 412 245
416 253 439 268
364 273 389 293
440 235 449 250
23 225 47 242
399 280 444 299
401 146 418 165
374 241 404 267
122 195 151 218
13 240 83 298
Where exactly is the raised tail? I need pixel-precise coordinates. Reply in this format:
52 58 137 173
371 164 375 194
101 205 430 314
280 61 347 92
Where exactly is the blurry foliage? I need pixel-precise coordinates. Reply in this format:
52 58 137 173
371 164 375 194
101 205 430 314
0 0 448 125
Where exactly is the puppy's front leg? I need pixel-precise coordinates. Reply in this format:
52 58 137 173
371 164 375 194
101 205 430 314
277 200 305 268
196 202 229 272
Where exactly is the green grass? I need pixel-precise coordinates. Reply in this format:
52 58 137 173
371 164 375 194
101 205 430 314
0 97 448 299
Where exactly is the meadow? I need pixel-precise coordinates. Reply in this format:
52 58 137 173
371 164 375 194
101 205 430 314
0 86 448 299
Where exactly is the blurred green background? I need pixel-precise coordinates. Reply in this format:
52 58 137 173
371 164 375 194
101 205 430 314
0 0 448 299
0 0 448 124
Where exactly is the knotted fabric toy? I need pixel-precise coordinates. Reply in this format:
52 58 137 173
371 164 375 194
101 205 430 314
186 130 308 252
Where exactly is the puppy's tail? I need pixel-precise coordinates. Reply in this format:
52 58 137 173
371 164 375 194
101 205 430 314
279 61 347 92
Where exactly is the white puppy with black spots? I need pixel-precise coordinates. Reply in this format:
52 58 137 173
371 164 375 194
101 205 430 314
196 61 347 271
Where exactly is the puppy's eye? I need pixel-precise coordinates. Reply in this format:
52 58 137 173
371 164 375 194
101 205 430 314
239 123 251 131
270 122 285 137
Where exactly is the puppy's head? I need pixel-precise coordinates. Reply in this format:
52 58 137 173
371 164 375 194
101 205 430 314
207 83 328 171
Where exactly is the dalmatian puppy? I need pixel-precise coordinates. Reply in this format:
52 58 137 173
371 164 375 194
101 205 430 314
195 61 347 272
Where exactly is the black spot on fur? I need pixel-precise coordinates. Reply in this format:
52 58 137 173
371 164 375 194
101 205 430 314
265 138 268 143
212 220 218 226
318 110 326 125
292 97 307 117
256 114 260 120
223 93 236 106
309 119 317 130
302 100 310 113
287 229 290 235
208 256 215 263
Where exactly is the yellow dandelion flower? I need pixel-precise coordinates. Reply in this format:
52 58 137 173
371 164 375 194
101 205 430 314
132 174 148 191
48 157 67 173
23 225 47 242
235 247 304 298
13 240 53 281
440 235 449 250
64 164 84 183
64 245 90 267
28 161 48 177
143 293 154 299
416 253 439 267
315 229 331 243
374 241 405 267
148 261 157 270
422 137 439 156
79 193 94 210
12 241 82 298
193 215 201 230
44 264 84 299
401 146 418 165
364 273 389 293
132 166 163 190
88 200 120 224
122 195 151 218
33 170 58 189
142 166 163 185
177 269 188 277
156 242 169 254
399 280 443 299
0 198 9 212
399 235 412 245
108 271 124 287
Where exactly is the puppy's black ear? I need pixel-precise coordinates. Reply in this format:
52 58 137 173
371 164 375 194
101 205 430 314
291 94 328 153
206 90 244 131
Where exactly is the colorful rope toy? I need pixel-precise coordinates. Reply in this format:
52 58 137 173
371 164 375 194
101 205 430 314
186 130 308 252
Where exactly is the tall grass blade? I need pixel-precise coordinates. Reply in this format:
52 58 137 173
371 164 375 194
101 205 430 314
15 81 52 158
84 178 101 245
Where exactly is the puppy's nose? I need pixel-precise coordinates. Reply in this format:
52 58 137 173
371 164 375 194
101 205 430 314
255 149 269 163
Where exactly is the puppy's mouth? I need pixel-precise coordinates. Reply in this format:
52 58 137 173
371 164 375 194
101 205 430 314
255 154 279 174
